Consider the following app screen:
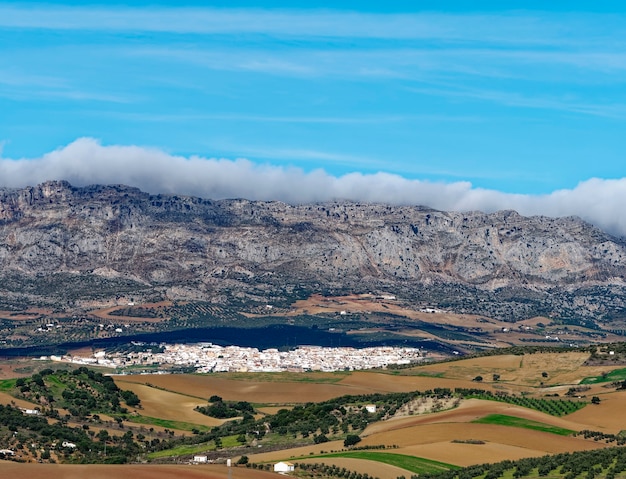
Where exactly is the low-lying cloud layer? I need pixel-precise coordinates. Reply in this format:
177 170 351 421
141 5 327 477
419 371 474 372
2 138 625 238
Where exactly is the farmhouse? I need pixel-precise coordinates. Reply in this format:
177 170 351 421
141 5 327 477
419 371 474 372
365 404 377 413
274 461 295 473
193 455 208 463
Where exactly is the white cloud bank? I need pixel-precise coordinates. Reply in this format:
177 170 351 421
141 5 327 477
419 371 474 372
1 138 626 238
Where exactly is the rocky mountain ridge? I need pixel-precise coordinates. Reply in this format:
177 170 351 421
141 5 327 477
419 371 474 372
1 180 625 322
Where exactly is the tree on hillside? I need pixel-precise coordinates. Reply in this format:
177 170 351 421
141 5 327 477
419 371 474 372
344 434 361 447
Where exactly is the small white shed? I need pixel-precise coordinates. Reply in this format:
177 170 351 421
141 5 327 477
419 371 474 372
274 461 295 473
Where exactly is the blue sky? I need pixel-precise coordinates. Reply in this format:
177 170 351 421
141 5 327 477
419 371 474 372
2 2 626 235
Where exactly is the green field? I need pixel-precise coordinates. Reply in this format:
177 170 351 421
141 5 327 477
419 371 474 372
0 379 16 391
581 368 626 384
147 442 213 459
307 451 459 474
400 370 446 378
147 435 241 459
125 415 212 433
472 414 575 436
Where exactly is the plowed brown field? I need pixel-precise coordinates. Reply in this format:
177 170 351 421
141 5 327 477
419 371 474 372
248 397 612 471
357 399 606 466
115 381 226 427
0 391 40 409
338 371 499 393
565 390 626 433
298 457 412 479
363 399 597 436
114 374 375 403
414 352 607 387
114 370 504 406
0 463 278 479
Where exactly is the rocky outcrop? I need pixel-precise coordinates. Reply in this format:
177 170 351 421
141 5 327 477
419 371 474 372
0 181 625 320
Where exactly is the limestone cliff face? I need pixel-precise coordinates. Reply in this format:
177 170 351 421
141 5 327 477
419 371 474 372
0 181 625 313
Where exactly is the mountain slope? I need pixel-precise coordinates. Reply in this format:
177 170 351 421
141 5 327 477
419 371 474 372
1 180 625 322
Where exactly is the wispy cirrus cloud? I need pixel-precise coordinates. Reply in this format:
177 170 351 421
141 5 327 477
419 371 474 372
1 4 625 47
96 111 477 124
406 84 626 119
0 68 132 103
2 4 626 199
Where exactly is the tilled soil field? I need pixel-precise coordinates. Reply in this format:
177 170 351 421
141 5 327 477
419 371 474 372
0 463 278 479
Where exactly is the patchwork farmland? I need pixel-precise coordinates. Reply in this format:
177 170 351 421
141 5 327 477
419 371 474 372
2 348 626 479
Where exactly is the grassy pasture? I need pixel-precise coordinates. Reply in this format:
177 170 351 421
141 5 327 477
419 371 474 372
581 367 626 384
0 378 16 391
306 451 459 474
147 442 213 459
472 414 575 436
147 435 241 459
125 415 213 433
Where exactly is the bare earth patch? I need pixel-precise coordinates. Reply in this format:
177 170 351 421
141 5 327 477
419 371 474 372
0 391 41 409
413 352 607 388
0 463 277 479
114 373 379 404
114 381 227 427
297 457 412 479
396 442 548 467
566 390 626 433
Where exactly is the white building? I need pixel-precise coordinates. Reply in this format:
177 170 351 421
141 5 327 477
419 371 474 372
365 404 377 413
193 455 208 463
274 461 295 473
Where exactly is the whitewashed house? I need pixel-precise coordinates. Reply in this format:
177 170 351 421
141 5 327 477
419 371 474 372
365 404 377 413
193 455 208 463
274 461 295 473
